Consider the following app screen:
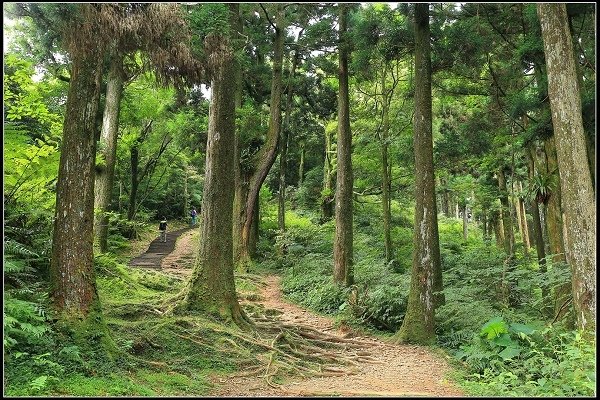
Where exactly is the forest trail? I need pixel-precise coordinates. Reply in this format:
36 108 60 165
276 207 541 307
134 228 465 397
128 227 194 269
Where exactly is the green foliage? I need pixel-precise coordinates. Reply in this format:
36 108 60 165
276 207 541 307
524 172 558 205
456 319 595 397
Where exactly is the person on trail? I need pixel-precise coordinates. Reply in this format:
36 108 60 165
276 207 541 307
159 217 168 242
190 208 197 226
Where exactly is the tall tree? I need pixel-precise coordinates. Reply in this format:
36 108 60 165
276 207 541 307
537 3 596 333
278 47 301 232
178 4 251 327
395 3 442 344
47 4 108 320
237 4 286 272
333 3 354 287
94 49 126 253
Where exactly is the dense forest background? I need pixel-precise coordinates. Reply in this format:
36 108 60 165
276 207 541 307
3 2 596 397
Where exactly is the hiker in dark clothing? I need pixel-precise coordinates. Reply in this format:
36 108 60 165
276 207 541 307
159 217 168 242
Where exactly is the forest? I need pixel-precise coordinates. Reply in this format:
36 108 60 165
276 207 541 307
3 2 596 397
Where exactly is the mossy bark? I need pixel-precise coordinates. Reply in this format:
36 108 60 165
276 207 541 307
237 5 285 272
538 3 596 333
333 3 354 287
179 8 251 329
94 49 125 253
394 3 441 344
50 7 105 318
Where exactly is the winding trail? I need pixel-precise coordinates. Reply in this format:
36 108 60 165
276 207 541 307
130 229 466 397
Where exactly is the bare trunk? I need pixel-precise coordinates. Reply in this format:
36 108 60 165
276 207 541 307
321 126 335 222
333 3 354 287
50 13 105 319
298 142 305 186
278 51 299 232
180 6 250 328
395 3 442 344
238 5 285 272
94 50 125 253
518 181 531 253
381 67 393 263
538 3 596 332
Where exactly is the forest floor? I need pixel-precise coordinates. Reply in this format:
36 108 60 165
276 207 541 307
130 228 466 397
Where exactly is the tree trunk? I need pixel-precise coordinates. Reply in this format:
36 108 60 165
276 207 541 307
128 143 139 220
333 3 354 287
497 168 515 257
461 204 468 241
94 50 125 253
321 125 335 222
381 66 393 263
538 3 596 333
395 3 442 344
180 7 250 328
497 168 516 306
518 181 531 254
231 2 244 268
238 4 285 272
278 51 299 232
50 7 106 322
298 142 305 186
542 137 572 325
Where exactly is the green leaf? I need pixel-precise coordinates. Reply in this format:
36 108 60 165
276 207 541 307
480 317 508 340
493 333 515 347
498 345 521 360
509 323 536 335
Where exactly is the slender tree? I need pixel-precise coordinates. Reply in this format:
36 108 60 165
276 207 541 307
537 3 596 333
333 3 354 287
94 48 125 252
395 3 442 344
237 4 285 272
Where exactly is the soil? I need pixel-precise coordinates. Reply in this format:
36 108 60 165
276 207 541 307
129 229 466 397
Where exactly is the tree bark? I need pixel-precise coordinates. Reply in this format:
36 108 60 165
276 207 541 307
94 49 125 253
238 4 285 272
538 3 596 333
321 125 335 222
333 3 354 287
518 181 530 253
180 8 250 328
50 6 106 320
395 3 442 344
278 50 299 232
381 66 393 263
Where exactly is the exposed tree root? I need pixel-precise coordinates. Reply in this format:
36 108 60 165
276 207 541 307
203 310 383 386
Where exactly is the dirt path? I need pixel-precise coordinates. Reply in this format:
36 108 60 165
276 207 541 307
212 274 465 397
131 230 465 397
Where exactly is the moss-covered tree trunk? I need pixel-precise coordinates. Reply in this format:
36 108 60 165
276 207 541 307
94 49 125 253
395 3 442 344
237 4 285 273
180 9 250 327
538 3 596 333
333 3 354 287
48 6 117 355
542 137 572 326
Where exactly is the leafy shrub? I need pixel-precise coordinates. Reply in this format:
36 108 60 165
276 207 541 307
456 317 596 397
